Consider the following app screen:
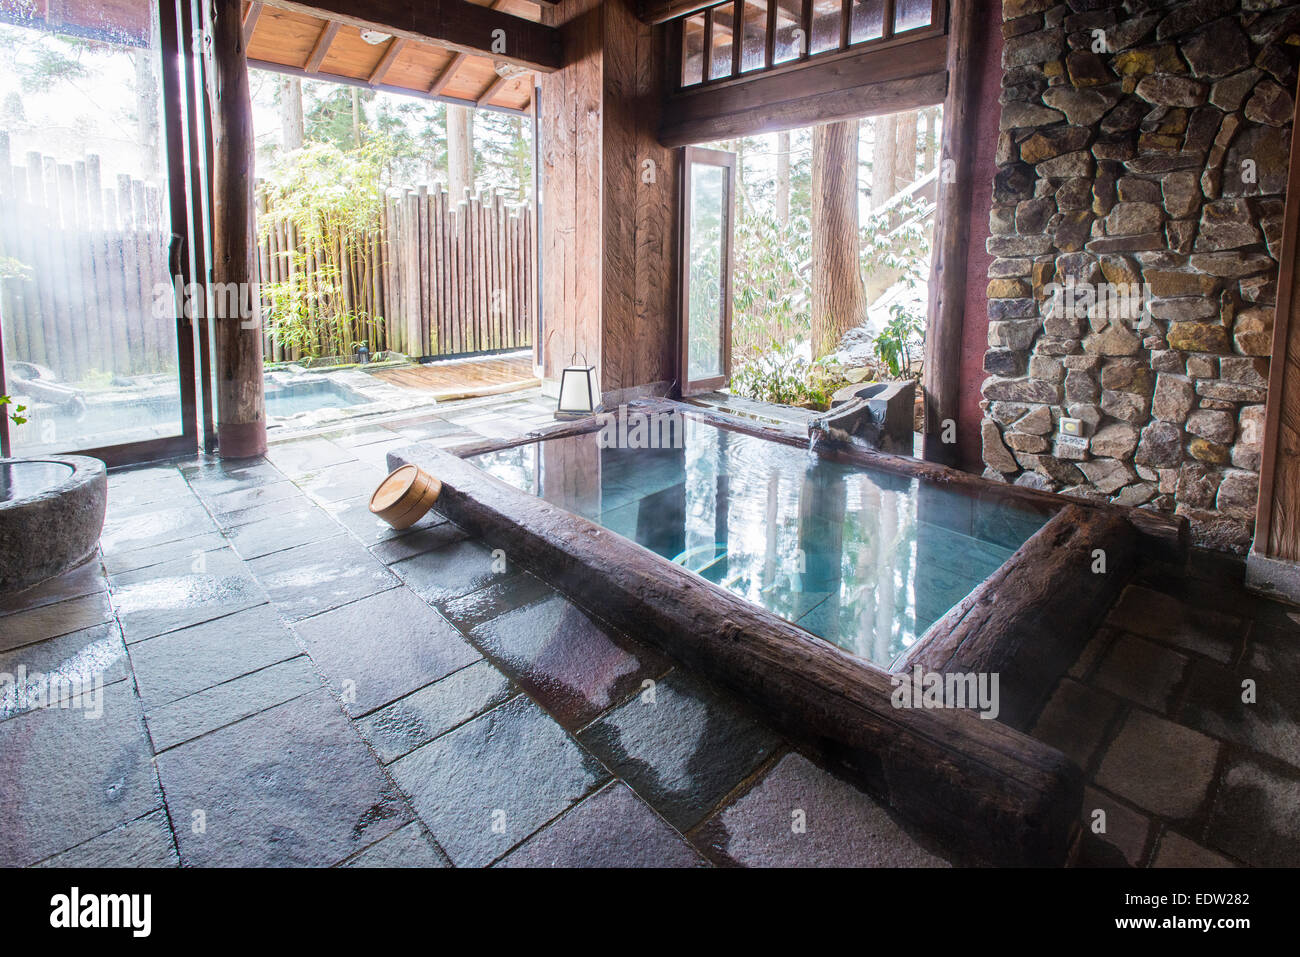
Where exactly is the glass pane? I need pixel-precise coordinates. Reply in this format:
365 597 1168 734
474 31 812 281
895 0 933 33
688 162 728 384
741 0 768 73
682 13 706 86
1 0 183 455
850 0 887 44
772 0 803 63
809 0 841 55
710 6 735 80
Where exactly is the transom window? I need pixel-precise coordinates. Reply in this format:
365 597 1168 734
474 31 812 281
679 0 944 89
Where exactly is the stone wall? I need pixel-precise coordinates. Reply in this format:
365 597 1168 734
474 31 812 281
982 0 1300 552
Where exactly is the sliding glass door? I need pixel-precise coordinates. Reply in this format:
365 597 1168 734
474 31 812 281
0 0 201 464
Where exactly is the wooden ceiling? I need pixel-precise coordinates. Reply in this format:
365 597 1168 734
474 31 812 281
244 1 540 113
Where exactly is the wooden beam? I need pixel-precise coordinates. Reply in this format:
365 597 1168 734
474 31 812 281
640 0 716 25
210 0 266 459
304 20 340 72
660 36 947 145
243 1 263 42
1248 71 1300 601
921 0 974 467
430 51 469 95
476 70 510 106
368 36 407 85
261 0 561 72
898 505 1140 730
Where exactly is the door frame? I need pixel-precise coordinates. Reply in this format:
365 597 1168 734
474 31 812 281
678 145 736 396
0 0 205 468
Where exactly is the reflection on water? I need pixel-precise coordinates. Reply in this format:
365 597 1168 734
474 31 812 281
471 420 1051 667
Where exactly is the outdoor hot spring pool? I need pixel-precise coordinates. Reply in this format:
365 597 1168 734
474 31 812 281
470 419 1052 667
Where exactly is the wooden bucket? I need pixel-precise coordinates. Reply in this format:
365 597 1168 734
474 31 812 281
369 465 442 530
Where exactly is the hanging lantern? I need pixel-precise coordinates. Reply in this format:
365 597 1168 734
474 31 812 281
556 353 600 419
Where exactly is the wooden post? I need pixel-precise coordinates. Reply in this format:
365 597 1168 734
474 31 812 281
1248 75 1300 603
921 0 975 466
209 0 266 459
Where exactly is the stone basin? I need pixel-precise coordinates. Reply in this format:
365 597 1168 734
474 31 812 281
0 456 107 595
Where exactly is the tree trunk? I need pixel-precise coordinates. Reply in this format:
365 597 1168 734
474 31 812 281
895 111 918 193
447 104 474 201
870 113 898 211
279 76 304 151
776 129 790 225
211 0 266 459
351 88 362 147
811 119 866 359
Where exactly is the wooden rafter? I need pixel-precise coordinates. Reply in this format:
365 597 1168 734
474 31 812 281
242 1 263 42
261 0 560 72
368 37 407 85
476 71 510 106
304 20 340 72
430 51 468 95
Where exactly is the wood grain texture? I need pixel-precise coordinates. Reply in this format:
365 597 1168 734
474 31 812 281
921 0 972 467
211 0 267 458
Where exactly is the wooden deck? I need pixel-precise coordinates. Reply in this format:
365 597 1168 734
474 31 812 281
370 353 539 401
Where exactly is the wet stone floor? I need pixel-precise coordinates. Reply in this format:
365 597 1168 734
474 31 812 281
1 391 1296 867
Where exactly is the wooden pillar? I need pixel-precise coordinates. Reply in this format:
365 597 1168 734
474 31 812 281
921 0 976 466
1248 80 1300 603
210 0 266 459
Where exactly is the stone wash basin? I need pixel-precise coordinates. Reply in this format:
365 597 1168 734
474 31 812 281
0 456 107 594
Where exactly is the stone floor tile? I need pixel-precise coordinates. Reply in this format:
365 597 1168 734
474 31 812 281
696 752 946 867
293 587 480 716
0 622 130 720
1095 709 1222 821
1077 787 1152 867
33 809 178 868
578 671 781 831
296 462 386 505
1094 634 1189 714
110 548 268 642
439 572 554 633
389 694 607 867
343 821 449 868
0 591 114 653
128 603 302 708
156 689 409 867
325 494 447 547
0 558 108 616
391 418 465 441
181 458 284 496
106 467 193 509
264 438 356 479
1179 656 1300 768
368 520 466 565
1106 585 1247 664
227 508 343 560
1068 626 1118 681
392 537 511 607
497 781 707 868
248 534 398 621
1205 753 1300 867
1030 678 1123 770
1152 830 1236 868
100 532 228 577
355 659 513 763
144 655 322 752
469 593 668 728
100 503 216 555
0 679 162 867
204 479 304 517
